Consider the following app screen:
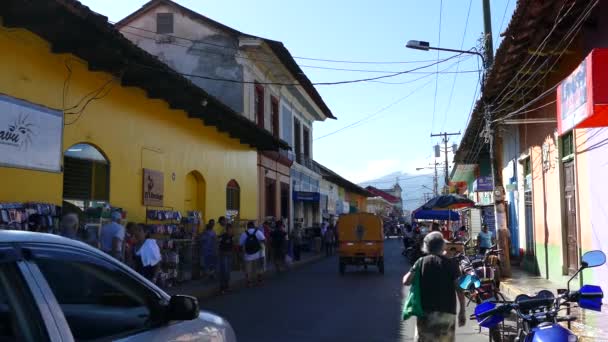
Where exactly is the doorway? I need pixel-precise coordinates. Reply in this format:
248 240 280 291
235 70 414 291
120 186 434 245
184 171 205 223
265 178 276 218
563 160 578 275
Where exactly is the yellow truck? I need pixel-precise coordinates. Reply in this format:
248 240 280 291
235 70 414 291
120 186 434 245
337 213 384 275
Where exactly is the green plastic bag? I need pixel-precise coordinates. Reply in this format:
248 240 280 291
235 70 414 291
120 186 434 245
402 261 424 320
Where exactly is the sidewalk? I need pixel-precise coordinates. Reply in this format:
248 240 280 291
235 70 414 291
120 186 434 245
501 267 608 341
167 251 326 299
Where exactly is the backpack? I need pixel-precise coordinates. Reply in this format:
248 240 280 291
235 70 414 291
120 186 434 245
244 229 261 255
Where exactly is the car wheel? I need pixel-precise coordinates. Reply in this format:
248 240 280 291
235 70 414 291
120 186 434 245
378 258 384 274
339 260 346 275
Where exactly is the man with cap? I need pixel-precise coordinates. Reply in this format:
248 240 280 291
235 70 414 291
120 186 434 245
101 211 126 261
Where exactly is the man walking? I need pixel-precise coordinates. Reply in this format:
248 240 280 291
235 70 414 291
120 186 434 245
101 211 125 261
240 221 266 287
324 226 335 256
218 223 235 293
270 221 288 272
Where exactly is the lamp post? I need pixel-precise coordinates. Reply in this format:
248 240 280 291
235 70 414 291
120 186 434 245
406 38 511 277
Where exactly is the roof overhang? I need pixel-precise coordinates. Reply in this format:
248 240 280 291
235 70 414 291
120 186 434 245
1 0 290 151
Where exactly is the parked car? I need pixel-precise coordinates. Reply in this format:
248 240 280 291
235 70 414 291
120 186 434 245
0 230 236 342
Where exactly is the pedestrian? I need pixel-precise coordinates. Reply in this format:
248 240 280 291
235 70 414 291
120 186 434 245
100 211 125 261
270 221 287 272
60 213 79 240
403 231 466 342
28 214 45 233
216 216 227 235
239 221 266 287
218 223 235 293
324 226 335 256
132 224 161 282
440 225 451 241
477 224 494 255
290 225 303 261
261 220 272 271
200 220 218 279
124 222 138 267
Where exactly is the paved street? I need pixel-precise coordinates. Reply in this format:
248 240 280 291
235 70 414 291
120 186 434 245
202 238 490 342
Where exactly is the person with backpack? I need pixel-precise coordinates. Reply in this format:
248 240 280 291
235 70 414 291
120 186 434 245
239 221 266 287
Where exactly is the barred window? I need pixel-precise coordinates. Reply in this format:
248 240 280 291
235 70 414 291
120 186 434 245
226 179 240 212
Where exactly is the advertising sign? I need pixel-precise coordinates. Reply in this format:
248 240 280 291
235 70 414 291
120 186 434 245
557 49 608 135
143 169 164 206
0 94 63 172
475 176 493 192
292 191 320 202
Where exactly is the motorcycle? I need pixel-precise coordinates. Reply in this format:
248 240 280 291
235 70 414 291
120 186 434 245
473 250 606 342
457 244 506 342
404 233 423 263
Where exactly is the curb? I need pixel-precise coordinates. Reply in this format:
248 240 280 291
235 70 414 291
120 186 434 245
172 254 327 300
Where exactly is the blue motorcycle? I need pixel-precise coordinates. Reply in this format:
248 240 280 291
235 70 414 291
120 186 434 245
473 250 606 342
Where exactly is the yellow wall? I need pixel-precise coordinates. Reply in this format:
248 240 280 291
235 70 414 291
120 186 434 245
0 26 258 222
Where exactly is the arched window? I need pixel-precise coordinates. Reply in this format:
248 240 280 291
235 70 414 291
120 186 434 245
63 143 109 209
226 179 240 213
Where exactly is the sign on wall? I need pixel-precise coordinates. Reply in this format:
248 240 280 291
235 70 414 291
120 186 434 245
143 168 164 206
0 94 63 172
557 49 608 135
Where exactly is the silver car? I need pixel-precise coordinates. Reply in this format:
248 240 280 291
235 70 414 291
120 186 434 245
0 230 236 341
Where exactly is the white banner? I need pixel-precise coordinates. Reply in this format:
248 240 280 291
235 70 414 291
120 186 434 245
0 95 63 172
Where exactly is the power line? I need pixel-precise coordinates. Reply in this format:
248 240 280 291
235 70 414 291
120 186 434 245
498 0 512 36
441 0 473 131
431 0 444 134
313 78 434 140
117 23 447 65
131 53 464 87
300 64 480 74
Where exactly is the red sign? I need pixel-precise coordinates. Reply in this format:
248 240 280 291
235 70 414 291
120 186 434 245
557 49 608 135
449 181 467 194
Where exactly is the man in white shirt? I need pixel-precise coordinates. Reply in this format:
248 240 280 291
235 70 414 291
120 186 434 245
239 221 266 287
100 211 126 261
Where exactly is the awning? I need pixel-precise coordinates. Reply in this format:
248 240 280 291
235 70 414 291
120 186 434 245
412 209 460 221
292 191 320 202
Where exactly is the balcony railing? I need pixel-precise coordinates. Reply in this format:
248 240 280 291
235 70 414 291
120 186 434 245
297 153 320 173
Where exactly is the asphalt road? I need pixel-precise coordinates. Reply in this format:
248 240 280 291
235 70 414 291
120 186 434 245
202 238 491 342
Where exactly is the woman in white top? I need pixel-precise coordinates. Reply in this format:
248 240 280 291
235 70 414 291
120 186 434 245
133 224 162 282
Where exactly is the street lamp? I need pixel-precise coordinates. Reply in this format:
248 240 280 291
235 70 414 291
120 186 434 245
406 40 486 72
407 39 511 276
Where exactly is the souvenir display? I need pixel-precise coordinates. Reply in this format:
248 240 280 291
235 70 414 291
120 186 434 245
0 202 60 232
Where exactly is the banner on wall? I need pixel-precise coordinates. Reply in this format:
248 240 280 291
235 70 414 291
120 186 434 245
143 168 164 206
0 94 63 172
557 48 608 135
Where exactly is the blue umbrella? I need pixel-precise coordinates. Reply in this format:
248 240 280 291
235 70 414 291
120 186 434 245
413 209 460 221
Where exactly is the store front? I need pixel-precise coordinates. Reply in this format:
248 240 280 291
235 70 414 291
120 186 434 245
0 5 291 283
258 151 292 225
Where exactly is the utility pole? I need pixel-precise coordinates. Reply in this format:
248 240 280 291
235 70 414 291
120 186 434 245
431 132 460 193
481 0 510 277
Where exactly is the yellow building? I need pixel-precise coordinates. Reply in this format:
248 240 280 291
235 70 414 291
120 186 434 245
0 1 287 224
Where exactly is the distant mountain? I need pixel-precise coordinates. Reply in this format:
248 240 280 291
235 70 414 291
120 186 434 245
359 171 445 211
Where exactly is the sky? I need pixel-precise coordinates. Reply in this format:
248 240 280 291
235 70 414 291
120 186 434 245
80 0 516 184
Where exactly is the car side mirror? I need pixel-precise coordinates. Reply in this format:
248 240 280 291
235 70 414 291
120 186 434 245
168 295 199 321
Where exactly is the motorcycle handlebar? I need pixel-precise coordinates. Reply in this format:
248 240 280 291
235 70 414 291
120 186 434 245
516 298 555 311
476 304 513 320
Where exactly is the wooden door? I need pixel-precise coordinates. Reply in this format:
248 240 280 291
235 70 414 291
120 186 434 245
563 161 578 275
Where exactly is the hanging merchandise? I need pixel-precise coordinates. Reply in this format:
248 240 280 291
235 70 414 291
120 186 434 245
0 202 61 232
144 206 194 287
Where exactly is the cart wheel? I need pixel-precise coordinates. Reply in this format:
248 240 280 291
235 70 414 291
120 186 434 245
339 261 346 275
378 258 385 274
364 264 368 271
